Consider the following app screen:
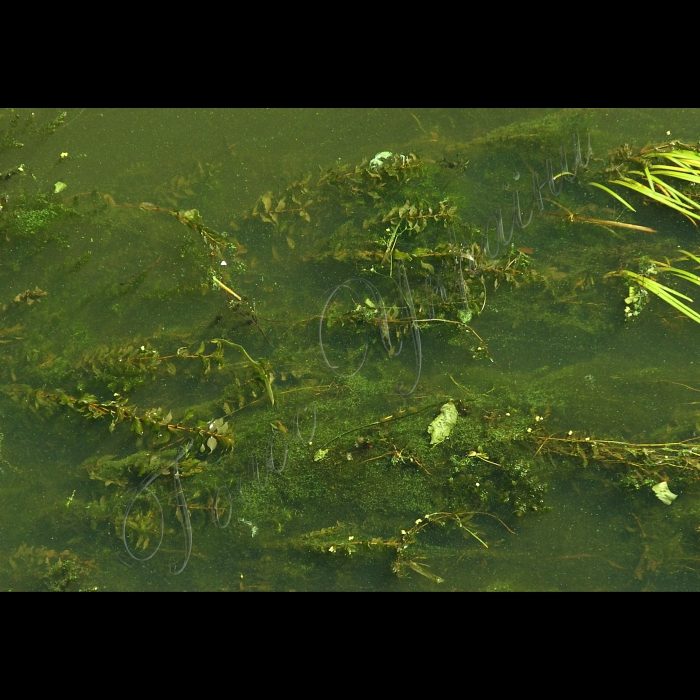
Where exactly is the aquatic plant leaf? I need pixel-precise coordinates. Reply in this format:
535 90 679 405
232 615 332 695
611 178 700 220
623 270 700 324
650 168 700 187
211 338 274 405
647 175 699 209
589 182 636 211
678 250 700 266
652 149 700 164
180 209 202 224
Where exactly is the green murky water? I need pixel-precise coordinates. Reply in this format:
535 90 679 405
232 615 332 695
2 108 700 591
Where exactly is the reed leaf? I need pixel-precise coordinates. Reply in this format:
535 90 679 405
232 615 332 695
595 145 700 227
650 169 700 186
678 249 700 266
645 166 655 192
644 278 694 302
589 182 636 211
649 160 696 173
622 270 700 324
655 149 700 163
664 156 700 171
647 175 697 208
648 165 697 174
661 267 700 289
611 178 700 220
651 289 700 323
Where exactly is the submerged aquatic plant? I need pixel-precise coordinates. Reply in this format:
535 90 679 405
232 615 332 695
311 271 421 394
591 142 700 224
312 279 375 378
610 250 700 325
211 338 275 406
110 439 194 574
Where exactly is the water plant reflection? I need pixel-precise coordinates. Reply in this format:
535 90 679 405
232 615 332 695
210 486 233 529
110 439 193 574
294 403 317 445
484 131 591 259
312 271 421 395
266 427 288 475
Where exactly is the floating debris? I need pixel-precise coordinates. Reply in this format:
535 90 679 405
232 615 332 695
652 481 677 505
427 401 458 446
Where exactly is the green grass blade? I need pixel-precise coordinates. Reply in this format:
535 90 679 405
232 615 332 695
678 249 700 266
612 177 679 203
648 164 696 174
623 271 700 323
650 169 700 186
653 290 700 323
663 150 700 162
622 270 694 301
648 174 682 203
648 176 700 209
664 267 700 289
651 150 700 165
649 278 695 301
645 165 655 192
666 157 700 171
647 174 698 207
611 179 700 219
589 182 636 211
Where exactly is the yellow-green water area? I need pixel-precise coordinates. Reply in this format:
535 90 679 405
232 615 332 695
2 108 700 591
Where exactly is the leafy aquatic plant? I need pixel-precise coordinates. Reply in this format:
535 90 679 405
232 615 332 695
609 250 700 325
591 141 700 224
